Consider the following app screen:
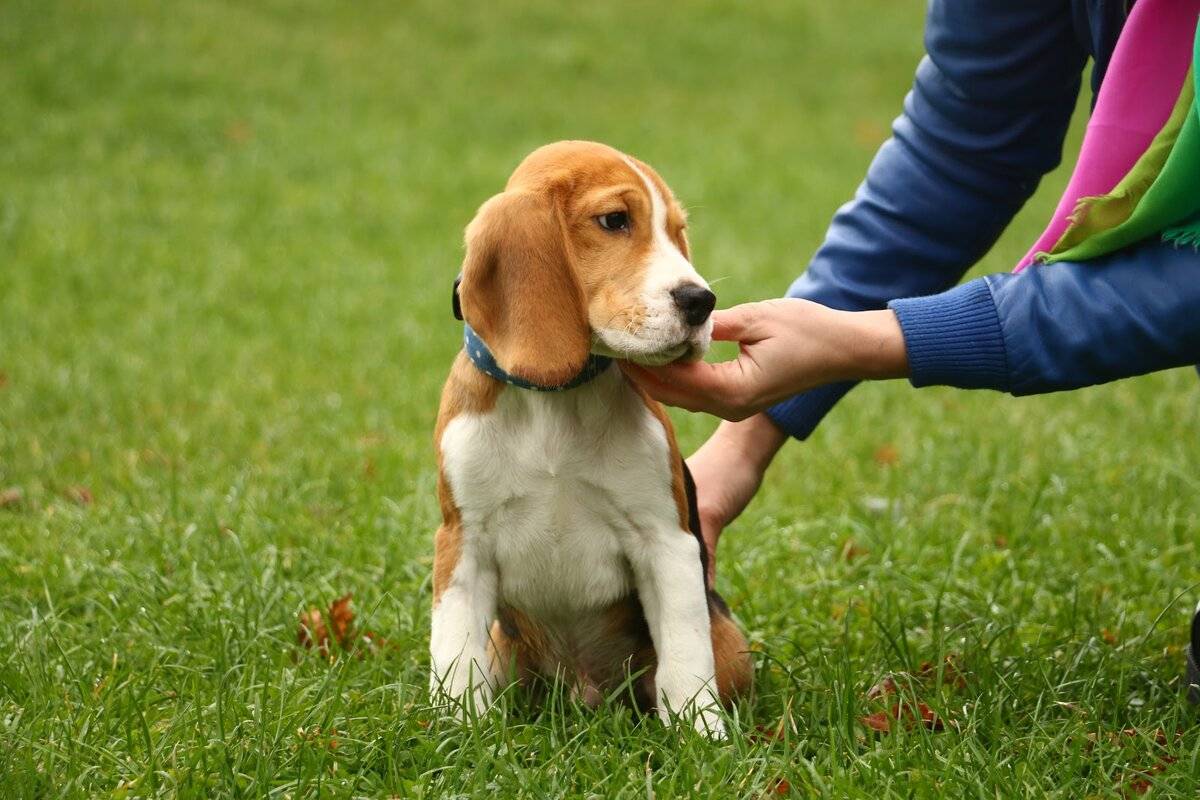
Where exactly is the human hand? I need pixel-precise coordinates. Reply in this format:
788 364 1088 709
686 414 785 588
620 298 908 421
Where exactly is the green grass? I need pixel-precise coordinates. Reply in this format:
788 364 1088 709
2 0 1199 796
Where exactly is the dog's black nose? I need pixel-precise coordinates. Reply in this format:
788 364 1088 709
671 284 717 327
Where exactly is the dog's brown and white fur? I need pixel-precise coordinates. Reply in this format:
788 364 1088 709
432 141 751 735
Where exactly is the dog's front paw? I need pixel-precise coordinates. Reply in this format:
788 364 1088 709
429 659 495 720
654 701 727 739
692 707 727 740
654 688 727 739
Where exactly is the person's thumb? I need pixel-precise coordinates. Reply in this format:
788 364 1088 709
710 303 767 343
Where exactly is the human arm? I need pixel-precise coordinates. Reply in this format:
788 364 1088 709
622 299 907 586
766 0 1088 438
628 239 1200 583
621 299 907 420
630 0 1090 577
628 240 1200 415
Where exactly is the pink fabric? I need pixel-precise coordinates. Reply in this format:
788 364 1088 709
1014 0 1198 271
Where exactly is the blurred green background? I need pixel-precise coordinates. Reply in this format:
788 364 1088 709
2 1 1198 797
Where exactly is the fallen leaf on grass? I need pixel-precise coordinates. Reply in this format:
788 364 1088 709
859 709 894 733
1088 727 1183 748
66 485 93 506
840 539 868 561
296 726 341 751
865 655 966 701
298 608 330 657
1081 726 1182 795
359 629 394 652
749 723 786 743
865 675 899 700
1124 755 1177 796
860 701 945 733
918 654 968 688
0 487 22 508
328 594 355 650
298 594 394 659
872 444 899 466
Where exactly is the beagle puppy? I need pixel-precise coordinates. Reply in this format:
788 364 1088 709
431 140 751 735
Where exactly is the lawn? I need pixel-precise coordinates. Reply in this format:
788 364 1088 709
2 0 1199 797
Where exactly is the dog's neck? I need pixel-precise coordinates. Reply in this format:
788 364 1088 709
453 275 613 392
461 324 613 392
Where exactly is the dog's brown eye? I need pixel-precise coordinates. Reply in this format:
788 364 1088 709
596 211 629 232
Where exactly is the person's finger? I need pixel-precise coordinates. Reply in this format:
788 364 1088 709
619 362 712 411
710 304 767 343
630 359 742 400
620 362 714 413
620 359 754 418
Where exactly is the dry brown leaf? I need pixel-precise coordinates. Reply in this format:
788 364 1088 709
298 608 330 657
0 487 22 508
918 654 968 688
872 444 899 466
749 723 786 743
1152 728 1181 747
328 594 356 649
860 701 945 734
360 629 395 652
840 539 867 561
299 594 394 658
860 709 893 733
908 701 944 731
67 485 93 506
1124 755 1177 796
865 675 899 700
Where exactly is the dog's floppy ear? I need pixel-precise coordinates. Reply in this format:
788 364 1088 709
458 189 591 386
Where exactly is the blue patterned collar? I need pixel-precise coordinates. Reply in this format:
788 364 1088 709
462 324 612 391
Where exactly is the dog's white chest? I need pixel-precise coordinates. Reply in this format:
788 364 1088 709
439 370 679 618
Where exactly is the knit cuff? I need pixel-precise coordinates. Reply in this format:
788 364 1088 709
888 277 1010 391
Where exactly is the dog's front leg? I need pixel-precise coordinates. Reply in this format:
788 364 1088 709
430 538 498 718
631 528 724 737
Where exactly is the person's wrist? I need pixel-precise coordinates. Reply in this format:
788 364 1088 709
841 309 908 381
710 414 785 475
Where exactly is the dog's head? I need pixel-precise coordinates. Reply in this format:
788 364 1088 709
457 140 715 386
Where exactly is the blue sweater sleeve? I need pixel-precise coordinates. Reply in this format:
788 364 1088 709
766 0 1087 439
890 242 1200 395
